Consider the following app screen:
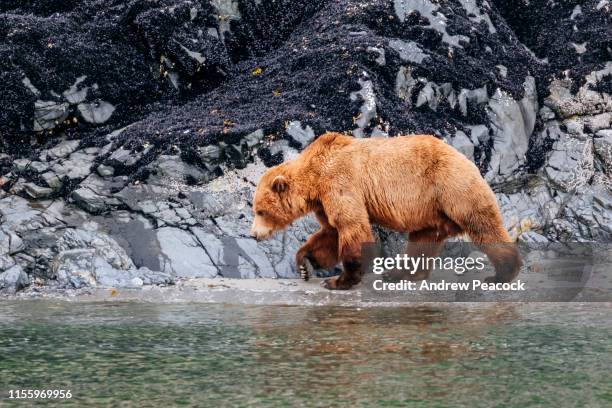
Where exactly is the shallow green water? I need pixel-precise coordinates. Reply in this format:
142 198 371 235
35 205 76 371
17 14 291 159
0 302 610 407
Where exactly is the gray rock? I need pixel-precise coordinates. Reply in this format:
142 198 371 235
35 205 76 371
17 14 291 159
0 265 29 293
92 258 173 288
570 4 582 19
51 151 95 180
0 253 16 273
243 129 265 148
584 113 611 133
366 46 386 65
267 140 294 160
223 143 248 169
564 118 585 137
395 66 417 104
539 106 556 121
93 257 144 288
594 132 612 176
156 208 182 226
1 228 24 255
53 248 167 289
57 227 135 270
486 76 537 182
468 125 489 144
416 82 437 110
393 0 468 47
50 222 155 289
0 231 10 256
156 227 218 278
451 131 474 160
389 39 427 63
114 184 197 227
545 133 594 192
54 248 98 288
77 100 115 124
178 43 206 64
191 227 276 278
497 182 559 240
72 188 112 214
544 64 612 118
495 64 507 78
22 76 40 96
33 100 70 131
80 173 127 197
350 79 377 138
149 155 207 185
236 238 276 278
108 147 141 167
286 121 316 146
13 159 31 172
198 145 223 172
592 188 612 239
459 0 496 33
0 195 64 233
46 140 80 159
518 231 549 244
41 172 63 189
558 185 611 241
62 75 89 104
596 129 612 138
211 0 241 40
0 230 17 271
29 161 49 173
199 145 222 161
458 85 488 116
190 228 224 264
133 267 174 286
97 164 115 177
23 182 53 199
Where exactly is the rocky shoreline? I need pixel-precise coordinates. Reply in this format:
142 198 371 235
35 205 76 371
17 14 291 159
1 0 611 294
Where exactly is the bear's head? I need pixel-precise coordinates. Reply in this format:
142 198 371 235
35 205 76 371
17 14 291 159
250 163 298 241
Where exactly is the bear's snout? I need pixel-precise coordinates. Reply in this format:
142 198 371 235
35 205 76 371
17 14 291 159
250 217 273 241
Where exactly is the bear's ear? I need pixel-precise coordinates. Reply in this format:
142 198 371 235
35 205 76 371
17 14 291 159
271 175 289 193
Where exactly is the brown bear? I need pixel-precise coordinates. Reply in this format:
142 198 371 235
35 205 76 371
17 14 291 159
250 132 521 290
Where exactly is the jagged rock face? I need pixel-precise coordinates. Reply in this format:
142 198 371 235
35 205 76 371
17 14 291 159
0 0 324 147
492 0 611 85
0 0 610 290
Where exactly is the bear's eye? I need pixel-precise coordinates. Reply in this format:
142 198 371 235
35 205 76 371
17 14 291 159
257 210 266 217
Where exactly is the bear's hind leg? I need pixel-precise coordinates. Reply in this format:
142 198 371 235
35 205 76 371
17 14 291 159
438 174 522 283
451 207 521 283
390 220 460 281
473 229 522 283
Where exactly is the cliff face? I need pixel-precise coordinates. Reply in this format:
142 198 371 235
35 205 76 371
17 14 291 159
0 0 610 292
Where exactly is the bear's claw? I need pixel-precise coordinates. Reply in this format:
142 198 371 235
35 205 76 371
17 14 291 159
299 257 315 281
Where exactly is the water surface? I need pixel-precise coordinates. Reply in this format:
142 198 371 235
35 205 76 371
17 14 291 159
0 302 610 407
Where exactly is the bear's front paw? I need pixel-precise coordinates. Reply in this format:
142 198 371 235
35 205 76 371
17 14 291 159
321 276 355 290
298 257 315 281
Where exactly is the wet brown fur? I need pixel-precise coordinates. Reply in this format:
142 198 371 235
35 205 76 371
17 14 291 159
251 132 521 289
